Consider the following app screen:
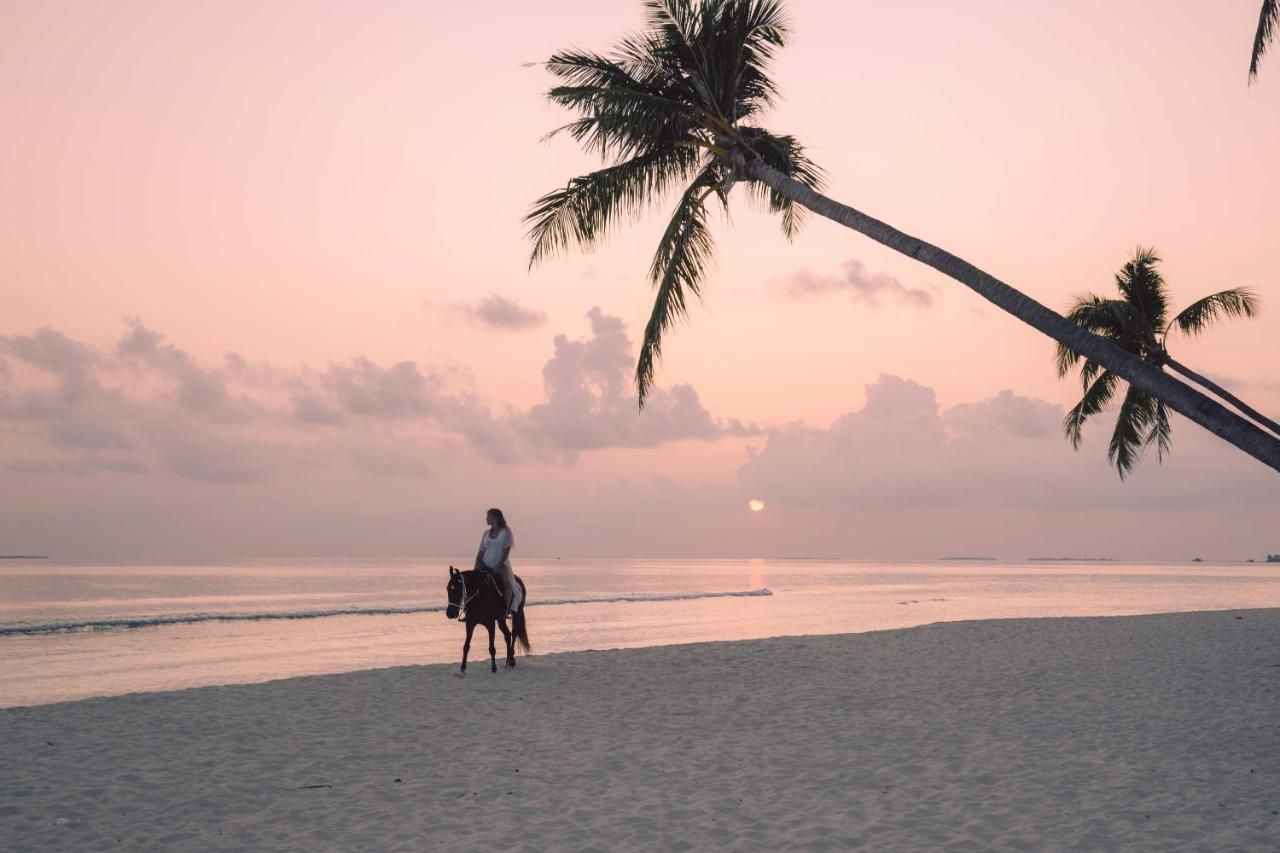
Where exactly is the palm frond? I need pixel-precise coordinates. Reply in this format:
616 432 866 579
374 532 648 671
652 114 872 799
1057 293 1134 377
1056 242 1265 473
1167 288 1260 337
543 87 707 160
642 1 720 117
637 168 720 404
643 0 700 41
538 42 718 160
641 0 789 123
1063 369 1120 449
1062 293 1131 335
1108 384 1157 479
740 127 824 238
1251 0 1278 81
614 31 687 89
526 149 702 267
1078 358 1108 391
700 0 788 122
531 0 814 401
542 48 660 92
1145 400 1172 462
1056 344 1083 380
1114 247 1168 331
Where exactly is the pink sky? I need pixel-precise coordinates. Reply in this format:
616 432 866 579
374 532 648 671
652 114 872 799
2 0 1277 561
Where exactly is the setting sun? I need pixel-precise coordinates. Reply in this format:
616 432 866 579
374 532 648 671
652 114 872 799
748 499 765 512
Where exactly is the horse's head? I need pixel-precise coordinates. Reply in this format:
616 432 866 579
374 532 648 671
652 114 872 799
445 566 465 620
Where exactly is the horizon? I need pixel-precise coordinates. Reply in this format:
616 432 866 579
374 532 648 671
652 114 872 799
4 553 1277 567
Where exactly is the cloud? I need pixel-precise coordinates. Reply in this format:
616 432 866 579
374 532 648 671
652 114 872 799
458 294 547 330
45 419 133 450
737 375 1280 512
784 259 935 307
116 319 240 415
317 358 439 419
436 395 524 464
8 459 94 476
8 455 148 476
515 308 757 459
93 457 149 474
0 387 82 420
0 326 100 402
1 312 755 482
3 322 1274 561
944 389 1061 441
292 394 346 425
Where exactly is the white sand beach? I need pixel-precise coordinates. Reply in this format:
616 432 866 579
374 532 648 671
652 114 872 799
2 609 1278 851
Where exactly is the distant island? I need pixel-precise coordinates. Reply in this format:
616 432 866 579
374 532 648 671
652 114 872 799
1026 557 1115 562
0 555 48 559
939 556 998 561
1266 554 1280 563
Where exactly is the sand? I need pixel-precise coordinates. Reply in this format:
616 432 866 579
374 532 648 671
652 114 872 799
2 609 1278 851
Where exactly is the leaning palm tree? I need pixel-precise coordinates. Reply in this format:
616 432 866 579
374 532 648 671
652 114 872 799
526 0 1280 473
1057 248 1272 478
1251 0 1277 80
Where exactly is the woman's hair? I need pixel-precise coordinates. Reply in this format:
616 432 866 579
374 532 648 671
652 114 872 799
486 507 508 530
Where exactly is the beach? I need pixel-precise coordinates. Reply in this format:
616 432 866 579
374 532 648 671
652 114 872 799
2 608 1277 851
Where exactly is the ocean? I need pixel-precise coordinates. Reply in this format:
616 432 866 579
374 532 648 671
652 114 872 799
3 557 1279 708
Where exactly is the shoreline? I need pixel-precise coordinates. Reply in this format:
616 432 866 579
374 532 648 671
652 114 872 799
6 599 1280 711
4 603 1280 711
5 599 1280 711
3 608 1278 850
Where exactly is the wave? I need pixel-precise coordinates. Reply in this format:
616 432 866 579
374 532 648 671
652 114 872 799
0 587 773 636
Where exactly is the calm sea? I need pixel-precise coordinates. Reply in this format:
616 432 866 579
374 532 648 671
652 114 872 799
3 557 1279 708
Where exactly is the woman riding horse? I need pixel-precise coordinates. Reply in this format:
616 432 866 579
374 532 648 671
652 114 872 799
445 566 530 675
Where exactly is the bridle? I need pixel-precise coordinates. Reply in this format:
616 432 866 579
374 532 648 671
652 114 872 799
448 574 479 622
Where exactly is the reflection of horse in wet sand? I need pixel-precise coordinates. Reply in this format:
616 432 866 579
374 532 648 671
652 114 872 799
445 566 530 676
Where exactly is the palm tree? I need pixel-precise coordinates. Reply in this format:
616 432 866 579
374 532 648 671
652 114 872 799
1057 248 1272 478
526 0 1280 474
1252 0 1277 80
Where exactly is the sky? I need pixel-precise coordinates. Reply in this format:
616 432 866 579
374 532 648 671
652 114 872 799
2 0 1278 562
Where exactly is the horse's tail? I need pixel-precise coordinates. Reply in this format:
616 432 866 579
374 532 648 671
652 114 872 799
512 578 531 654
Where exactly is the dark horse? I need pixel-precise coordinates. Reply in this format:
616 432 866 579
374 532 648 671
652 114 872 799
445 566 530 675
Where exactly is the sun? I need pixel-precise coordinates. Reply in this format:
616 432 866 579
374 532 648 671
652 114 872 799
748 499 765 512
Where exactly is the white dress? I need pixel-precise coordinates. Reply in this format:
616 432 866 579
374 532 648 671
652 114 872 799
479 528 519 611
479 527 513 572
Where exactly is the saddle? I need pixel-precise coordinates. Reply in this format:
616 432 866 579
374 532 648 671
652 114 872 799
476 569 523 613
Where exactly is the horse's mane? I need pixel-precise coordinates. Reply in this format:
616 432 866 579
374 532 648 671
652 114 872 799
460 569 502 598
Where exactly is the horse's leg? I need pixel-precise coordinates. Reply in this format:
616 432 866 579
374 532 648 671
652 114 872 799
460 620 476 676
497 618 514 668
486 621 498 673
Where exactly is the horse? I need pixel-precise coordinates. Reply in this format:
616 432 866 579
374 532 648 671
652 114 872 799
445 566 530 676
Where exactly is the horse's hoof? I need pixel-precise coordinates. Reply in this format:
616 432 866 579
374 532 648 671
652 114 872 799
456 670 466 678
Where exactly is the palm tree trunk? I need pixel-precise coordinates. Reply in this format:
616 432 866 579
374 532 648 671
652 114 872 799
745 158 1280 474
1164 358 1280 437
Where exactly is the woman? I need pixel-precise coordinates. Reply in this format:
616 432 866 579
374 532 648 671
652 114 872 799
474 507 515 616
